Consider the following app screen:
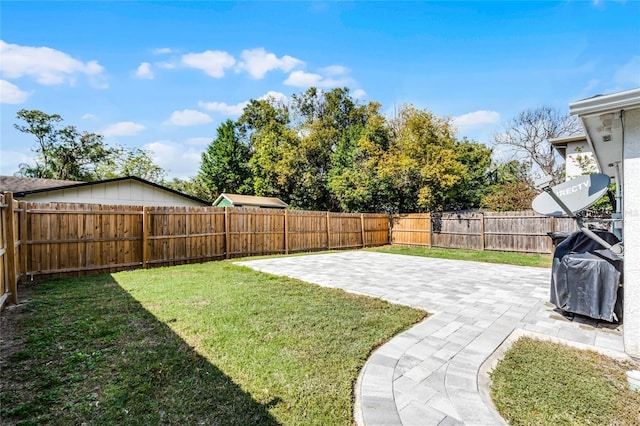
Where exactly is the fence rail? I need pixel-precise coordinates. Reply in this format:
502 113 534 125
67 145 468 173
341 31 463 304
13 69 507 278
1 190 593 310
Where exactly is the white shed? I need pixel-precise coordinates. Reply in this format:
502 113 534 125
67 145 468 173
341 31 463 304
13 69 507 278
1 176 209 207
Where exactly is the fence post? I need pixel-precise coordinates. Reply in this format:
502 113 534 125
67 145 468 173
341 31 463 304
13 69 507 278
224 207 231 259
360 214 366 248
326 211 331 250
4 192 17 305
185 207 191 261
142 206 149 268
388 214 393 245
18 201 27 281
479 212 485 251
284 210 289 255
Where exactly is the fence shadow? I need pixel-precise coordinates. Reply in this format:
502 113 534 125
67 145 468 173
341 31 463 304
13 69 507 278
0 276 281 425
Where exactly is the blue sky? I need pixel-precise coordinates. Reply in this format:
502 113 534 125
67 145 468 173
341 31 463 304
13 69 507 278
1 1 639 180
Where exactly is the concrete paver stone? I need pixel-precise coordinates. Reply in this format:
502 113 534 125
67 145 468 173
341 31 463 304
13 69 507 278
237 251 626 426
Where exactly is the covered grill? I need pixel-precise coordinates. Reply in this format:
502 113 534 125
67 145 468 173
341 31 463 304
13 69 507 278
550 230 623 322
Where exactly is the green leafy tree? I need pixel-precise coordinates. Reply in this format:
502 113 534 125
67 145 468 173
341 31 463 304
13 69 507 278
14 109 115 181
164 176 211 202
96 147 166 183
238 99 297 203
328 105 391 212
480 180 537 211
380 104 467 212
290 87 373 210
198 119 252 201
481 160 536 211
446 138 493 210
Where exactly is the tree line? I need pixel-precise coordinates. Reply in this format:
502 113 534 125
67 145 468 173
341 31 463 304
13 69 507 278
11 87 582 213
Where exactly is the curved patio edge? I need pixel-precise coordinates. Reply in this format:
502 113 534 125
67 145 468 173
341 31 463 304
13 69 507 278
355 317 630 426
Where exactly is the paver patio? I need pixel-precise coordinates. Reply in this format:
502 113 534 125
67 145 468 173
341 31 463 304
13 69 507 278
237 251 625 426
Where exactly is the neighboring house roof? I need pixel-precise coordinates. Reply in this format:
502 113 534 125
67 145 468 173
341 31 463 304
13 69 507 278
0 176 82 193
213 193 288 209
0 175 210 206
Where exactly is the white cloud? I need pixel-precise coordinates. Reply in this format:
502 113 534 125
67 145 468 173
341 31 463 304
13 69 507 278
143 140 202 179
164 109 213 126
613 55 640 88
157 62 177 69
0 79 30 104
184 137 212 146
236 48 304 79
452 110 500 129
102 121 146 137
153 47 174 55
135 62 154 79
82 113 97 120
321 65 349 76
352 89 366 99
259 91 289 104
0 150 34 176
284 70 352 88
0 40 106 87
181 50 236 78
198 100 248 116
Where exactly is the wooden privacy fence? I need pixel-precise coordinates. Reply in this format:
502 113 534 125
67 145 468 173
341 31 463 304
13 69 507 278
0 190 591 310
0 193 390 300
391 211 578 254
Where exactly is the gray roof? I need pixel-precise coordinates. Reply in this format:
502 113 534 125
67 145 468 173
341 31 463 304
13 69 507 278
0 176 82 194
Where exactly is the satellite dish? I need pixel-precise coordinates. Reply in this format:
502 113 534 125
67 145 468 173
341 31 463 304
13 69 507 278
532 173 610 217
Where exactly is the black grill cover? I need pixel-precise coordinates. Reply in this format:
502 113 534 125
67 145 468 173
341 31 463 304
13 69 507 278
550 230 623 322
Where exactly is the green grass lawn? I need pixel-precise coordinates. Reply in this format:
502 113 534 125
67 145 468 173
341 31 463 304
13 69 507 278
491 337 640 426
370 245 552 268
0 261 425 426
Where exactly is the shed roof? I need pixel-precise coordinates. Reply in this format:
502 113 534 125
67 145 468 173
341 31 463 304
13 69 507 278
214 193 288 208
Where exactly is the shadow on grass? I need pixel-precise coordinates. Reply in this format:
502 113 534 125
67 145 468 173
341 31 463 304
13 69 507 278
0 275 280 426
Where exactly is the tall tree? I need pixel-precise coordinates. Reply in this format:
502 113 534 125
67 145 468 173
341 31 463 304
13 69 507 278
380 104 467 212
290 87 372 210
446 138 493 210
163 176 210 202
96 147 166 183
493 106 581 185
14 109 115 181
198 119 252 201
328 104 391 212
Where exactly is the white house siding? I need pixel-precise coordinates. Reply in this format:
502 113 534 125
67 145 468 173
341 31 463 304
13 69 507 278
565 141 597 179
623 108 640 357
21 180 203 207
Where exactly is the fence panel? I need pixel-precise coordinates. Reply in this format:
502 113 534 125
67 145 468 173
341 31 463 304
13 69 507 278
227 207 285 258
287 210 329 253
431 212 483 250
147 206 226 266
391 213 431 246
25 202 144 280
328 212 363 250
363 213 390 247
